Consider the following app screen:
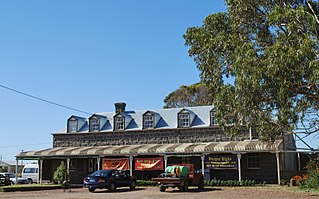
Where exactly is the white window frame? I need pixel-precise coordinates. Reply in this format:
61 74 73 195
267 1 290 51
90 117 100 132
210 110 217 126
179 113 190 127
68 119 78 133
143 115 154 129
114 115 124 130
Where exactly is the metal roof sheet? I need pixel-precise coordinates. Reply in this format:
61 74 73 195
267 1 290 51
54 105 215 134
16 140 282 159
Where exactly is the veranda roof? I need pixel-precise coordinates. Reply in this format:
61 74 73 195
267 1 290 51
16 140 282 159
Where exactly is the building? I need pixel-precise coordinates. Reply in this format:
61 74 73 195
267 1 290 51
0 160 24 174
16 102 297 184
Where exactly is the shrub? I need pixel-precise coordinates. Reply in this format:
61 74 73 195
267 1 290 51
299 160 319 190
204 179 255 187
136 180 157 186
53 161 66 184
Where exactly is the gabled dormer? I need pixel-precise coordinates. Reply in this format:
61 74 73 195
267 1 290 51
67 115 87 133
142 111 161 129
113 112 132 131
89 114 108 132
177 109 195 128
113 102 132 131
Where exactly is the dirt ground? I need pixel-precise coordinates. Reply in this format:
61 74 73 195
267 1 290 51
0 186 318 199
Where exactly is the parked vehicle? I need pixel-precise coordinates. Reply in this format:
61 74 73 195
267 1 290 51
83 170 136 192
0 172 28 184
0 173 10 186
152 164 204 192
22 163 39 183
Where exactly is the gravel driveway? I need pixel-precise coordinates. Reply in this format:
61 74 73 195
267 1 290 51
0 186 318 199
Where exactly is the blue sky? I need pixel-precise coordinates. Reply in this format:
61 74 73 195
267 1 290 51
0 1 316 161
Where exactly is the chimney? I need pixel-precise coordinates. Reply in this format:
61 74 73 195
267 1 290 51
115 102 126 114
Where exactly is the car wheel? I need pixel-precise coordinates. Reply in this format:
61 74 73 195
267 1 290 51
129 181 136 190
28 179 33 184
159 185 166 192
108 182 116 192
183 181 188 192
88 188 95 193
198 179 204 190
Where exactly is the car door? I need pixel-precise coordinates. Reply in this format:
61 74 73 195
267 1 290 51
111 170 122 187
116 171 128 187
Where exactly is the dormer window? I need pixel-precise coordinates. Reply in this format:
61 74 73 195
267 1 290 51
68 119 78 133
210 110 217 126
90 117 100 132
143 115 154 129
114 115 124 130
179 113 190 127
142 111 160 129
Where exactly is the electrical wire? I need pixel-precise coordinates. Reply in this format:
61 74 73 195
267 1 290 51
0 142 52 148
0 84 92 115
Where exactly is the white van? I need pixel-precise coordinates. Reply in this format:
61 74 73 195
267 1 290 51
22 163 39 183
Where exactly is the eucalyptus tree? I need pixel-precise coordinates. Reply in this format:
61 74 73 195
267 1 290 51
163 83 214 108
183 0 319 141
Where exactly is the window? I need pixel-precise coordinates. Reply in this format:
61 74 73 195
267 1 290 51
144 115 154 129
181 156 191 164
179 113 190 127
247 153 261 169
90 118 100 132
210 111 217 125
68 119 77 133
114 115 124 130
23 168 36 173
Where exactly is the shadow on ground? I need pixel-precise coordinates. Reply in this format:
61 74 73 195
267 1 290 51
91 187 146 193
161 187 222 193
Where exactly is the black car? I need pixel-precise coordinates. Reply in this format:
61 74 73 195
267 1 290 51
0 173 11 186
83 170 136 192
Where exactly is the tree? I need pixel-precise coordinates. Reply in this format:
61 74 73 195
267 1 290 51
183 0 319 141
163 83 214 108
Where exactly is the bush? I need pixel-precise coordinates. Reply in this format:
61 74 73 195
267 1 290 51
53 161 66 184
205 179 255 187
136 180 157 187
299 160 319 190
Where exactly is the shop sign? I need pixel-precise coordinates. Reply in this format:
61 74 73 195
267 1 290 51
102 158 129 170
134 157 164 170
205 154 237 169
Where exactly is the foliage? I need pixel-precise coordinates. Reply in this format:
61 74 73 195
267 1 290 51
299 160 319 190
205 178 255 186
136 180 157 186
163 83 214 108
290 174 307 186
53 161 66 184
183 0 319 140
0 168 7 172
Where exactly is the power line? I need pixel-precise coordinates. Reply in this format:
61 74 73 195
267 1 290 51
0 142 52 148
0 84 92 115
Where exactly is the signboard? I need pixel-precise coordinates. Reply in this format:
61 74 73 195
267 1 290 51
205 155 237 169
134 157 164 171
102 158 129 170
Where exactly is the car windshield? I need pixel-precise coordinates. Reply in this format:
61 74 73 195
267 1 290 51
89 170 112 177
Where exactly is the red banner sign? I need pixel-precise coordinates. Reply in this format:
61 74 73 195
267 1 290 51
134 157 164 171
102 158 129 170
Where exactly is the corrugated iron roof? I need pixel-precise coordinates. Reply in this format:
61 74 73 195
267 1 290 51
54 105 215 134
16 140 282 159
